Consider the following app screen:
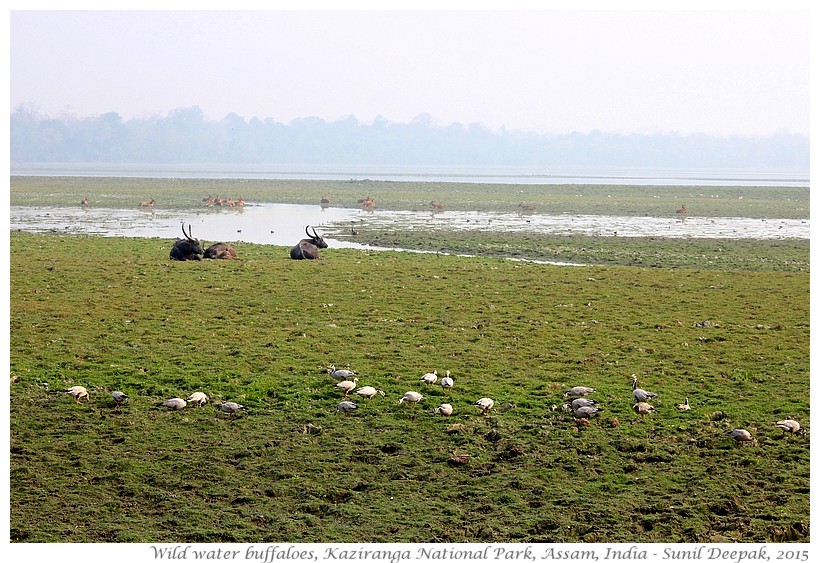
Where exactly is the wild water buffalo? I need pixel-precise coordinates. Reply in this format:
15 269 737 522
170 224 204 261
204 242 237 259
290 225 328 260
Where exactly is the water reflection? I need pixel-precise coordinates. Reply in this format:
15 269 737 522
9 203 810 245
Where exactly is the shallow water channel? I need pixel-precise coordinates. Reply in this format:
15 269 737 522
9 204 810 250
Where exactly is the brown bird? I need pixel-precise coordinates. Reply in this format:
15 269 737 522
632 401 655 420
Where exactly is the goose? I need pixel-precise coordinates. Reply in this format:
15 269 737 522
217 401 245 416
111 391 128 407
161 397 187 410
64 385 90 403
186 391 209 407
726 428 756 445
631 375 658 402
398 391 423 405
474 397 494 416
632 402 655 420
563 386 594 398
355 386 385 399
570 397 597 409
435 403 454 416
573 405 602 419
440 371 454 390
676 398 691 411
336 400 358 414
336 377 359 397
327 365 357 381
775 419 804 436
420 370 438 385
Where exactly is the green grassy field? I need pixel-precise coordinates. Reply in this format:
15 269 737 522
9 227 810 543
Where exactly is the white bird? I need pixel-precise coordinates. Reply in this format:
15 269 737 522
435 403 454 416
570 397 597 409
775 419 804 436
217 401 245 416
631 375 658 402
336 400 358 414
186 391 209 407
327 365 357 381
633 402 655 420
563 386 594 398
111 391 128 407
420 370 438 385
398 391 423 405
355 386 385 399
475 397 494 416
64 385 89 403
161 397 187 410
726 428 756 445
676 398 691 411
440 371 454 390
336 377 359 397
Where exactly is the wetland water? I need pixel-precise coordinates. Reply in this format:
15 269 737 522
9 204 810 247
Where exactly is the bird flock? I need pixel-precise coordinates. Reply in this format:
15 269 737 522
59 387 245 417
557 373 806 446
57 367 806 448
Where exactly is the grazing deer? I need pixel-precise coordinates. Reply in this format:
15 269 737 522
80 196 90 207
138 198 155 208
518 203 535 211
359 196 376 211
214 195 225 206
170 224 204 261
290 225 328 260
430 201 445 211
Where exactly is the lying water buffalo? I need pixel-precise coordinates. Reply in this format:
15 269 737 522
170 224 204 261
290 225 328 260
204 242 237 259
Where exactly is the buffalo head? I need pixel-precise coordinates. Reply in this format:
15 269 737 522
204 242 238 260
170 224 204 261
290 225 328 260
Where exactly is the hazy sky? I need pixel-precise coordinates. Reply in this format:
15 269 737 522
9 8 810 136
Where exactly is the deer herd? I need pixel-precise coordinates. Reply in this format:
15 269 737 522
89 192 693 262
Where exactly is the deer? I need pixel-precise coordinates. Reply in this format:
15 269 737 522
358 196 376 211
518 203 535 211
676 204 688 215
138 198 155 208
320 196 330 207
80 196 90 207
169 224 204 261
290 225 328 260
430 201 445 211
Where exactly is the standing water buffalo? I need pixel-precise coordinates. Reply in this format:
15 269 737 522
170 224 204 261
204 242 237 259
290 225 328 260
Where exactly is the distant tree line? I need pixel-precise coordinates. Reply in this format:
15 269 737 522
10 105 809 170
